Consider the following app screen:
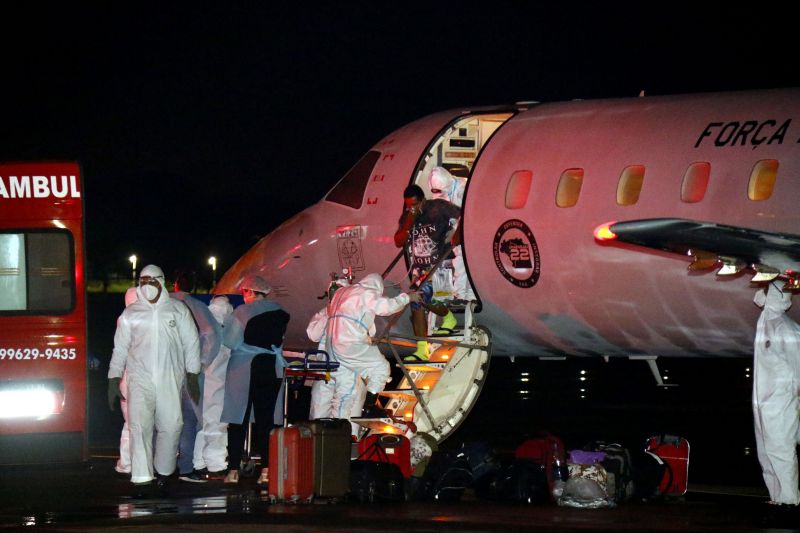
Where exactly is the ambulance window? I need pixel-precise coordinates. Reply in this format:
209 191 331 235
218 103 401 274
325 150 381 209
748 159 778 201
0 230 74 314
616 165 646 205
505 170 532 209
556 168 584 207
681 162 711 203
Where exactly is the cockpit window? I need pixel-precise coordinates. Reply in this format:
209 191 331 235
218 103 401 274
325 150 381 209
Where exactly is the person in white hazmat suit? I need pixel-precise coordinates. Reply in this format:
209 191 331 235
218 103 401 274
307 273 418 435
198 295 234 478
113 287 139 475
428 166 474 303
172 272 223 482
752 281 800 507
107 265 201 491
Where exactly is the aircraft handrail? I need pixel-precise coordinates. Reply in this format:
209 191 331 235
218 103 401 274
373 333 488 351
381 249 406 278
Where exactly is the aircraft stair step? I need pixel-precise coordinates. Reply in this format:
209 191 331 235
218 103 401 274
378 390 418 400
365 324 491 445
429 329 463 338
352 417 414 434
439 299 475 313
402 363 444 372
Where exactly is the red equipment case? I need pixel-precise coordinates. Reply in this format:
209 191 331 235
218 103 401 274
357 433 413 478
268 425 315 502
646 435 690 496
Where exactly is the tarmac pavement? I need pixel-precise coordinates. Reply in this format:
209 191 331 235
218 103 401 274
1 457 796 532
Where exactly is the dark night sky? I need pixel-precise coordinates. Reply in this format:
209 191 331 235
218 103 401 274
1 3 797 284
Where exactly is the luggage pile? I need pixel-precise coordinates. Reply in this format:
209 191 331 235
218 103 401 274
268 419 352 503
557 435 690 508
265 415 689 506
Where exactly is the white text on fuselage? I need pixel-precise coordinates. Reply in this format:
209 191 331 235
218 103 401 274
0 175 81 199
694 119 792 148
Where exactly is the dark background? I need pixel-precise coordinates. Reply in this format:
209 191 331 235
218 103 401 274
1 3 798 284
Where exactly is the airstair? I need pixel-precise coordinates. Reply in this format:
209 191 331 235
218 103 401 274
354 301 492 444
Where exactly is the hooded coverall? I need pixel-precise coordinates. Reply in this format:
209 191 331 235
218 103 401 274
115 287 139 474
753 282 800 505
109 284 201 483
307 273 410 434
199 296 234 473
173 291 222 475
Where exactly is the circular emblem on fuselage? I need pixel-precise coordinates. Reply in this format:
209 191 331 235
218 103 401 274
492 219 540 288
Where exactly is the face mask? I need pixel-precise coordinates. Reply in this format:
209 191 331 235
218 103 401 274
141 284 159 301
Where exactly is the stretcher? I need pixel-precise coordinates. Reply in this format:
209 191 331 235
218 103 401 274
280 349 339 424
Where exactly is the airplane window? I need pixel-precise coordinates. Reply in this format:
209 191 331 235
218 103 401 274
556 168 584 208
505 170 532 209
680 162 711 203
616 165 646 205
325 150 381 209
748 159 778 201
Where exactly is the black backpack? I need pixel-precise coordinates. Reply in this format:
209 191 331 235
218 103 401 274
410 450 473 502
629 449 670 501
349 460 405 503
475 458 551 504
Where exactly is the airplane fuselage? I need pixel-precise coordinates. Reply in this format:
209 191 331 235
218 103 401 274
217 89 800 359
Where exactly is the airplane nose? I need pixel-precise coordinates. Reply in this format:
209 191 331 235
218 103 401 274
214 212 314 294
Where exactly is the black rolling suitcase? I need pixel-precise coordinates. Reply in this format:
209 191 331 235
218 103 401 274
349 460 405 503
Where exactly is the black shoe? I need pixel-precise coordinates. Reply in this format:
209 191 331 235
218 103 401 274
179 470 209 483
131 481 152 500
761 503 800 528
155 474 170 496
205 469 227 481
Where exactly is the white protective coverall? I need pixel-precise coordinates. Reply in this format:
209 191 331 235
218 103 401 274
201 296 234 472
307 273 410 434
753 282 800 505
428 166 473 301
108 266 201 483
115 287 139 474
172 290 223 473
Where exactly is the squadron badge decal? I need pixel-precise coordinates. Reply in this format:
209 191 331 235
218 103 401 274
493 219 540 288
336 225 365 272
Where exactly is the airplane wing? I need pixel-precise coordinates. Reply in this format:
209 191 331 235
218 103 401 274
595 218 800 279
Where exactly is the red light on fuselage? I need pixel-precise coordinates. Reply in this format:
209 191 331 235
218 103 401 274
593 222 618 241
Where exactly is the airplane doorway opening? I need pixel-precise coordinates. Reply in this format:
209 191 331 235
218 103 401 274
410 112 515 312
413 112 514 196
